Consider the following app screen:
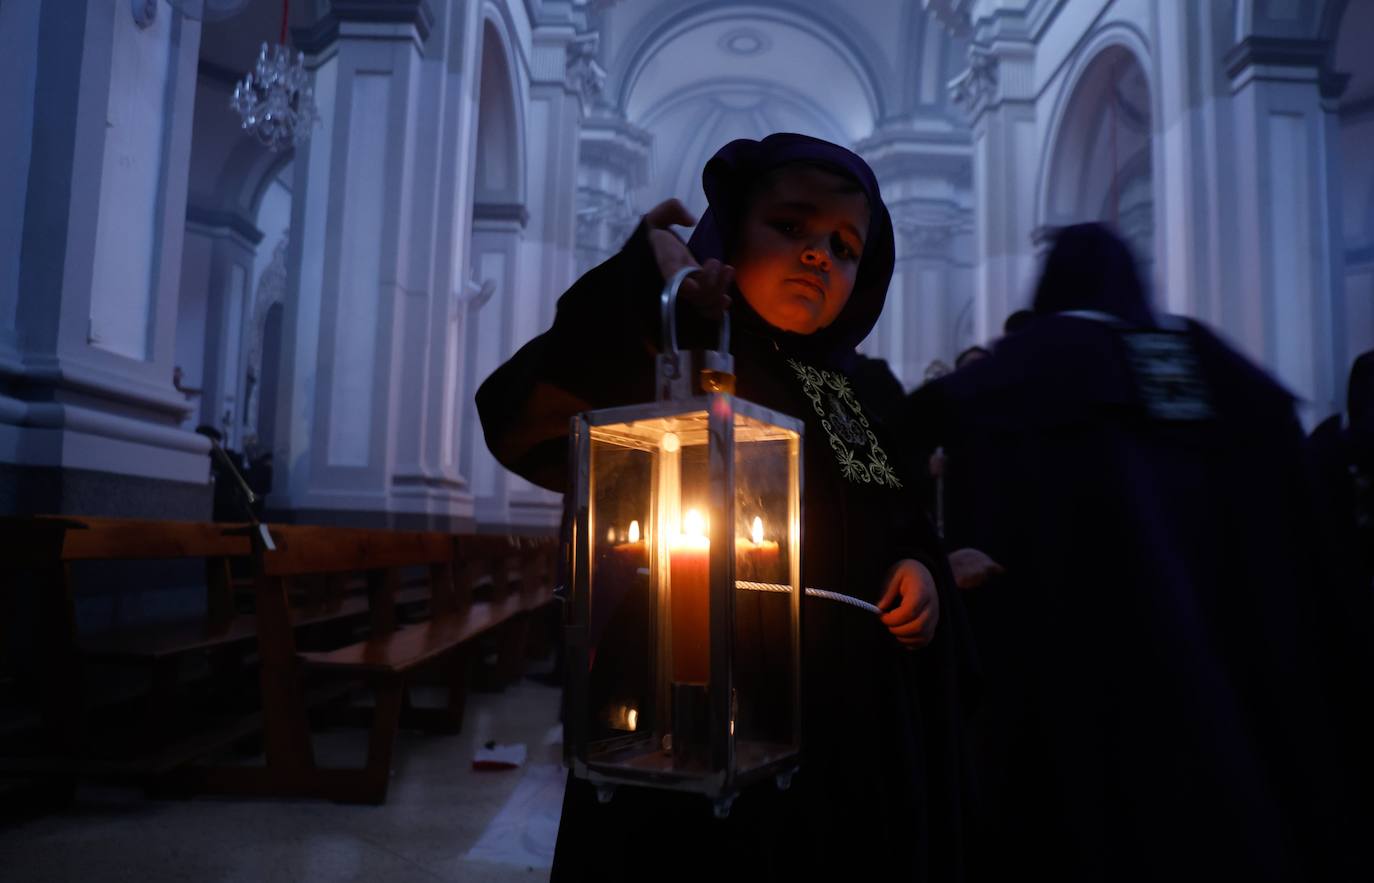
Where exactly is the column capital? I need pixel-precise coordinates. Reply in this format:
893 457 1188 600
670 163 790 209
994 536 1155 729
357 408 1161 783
579 114 652 184
856 124 972 183
576 115 650 273
1225 36 1349 100
948 41 1035 123
293 0 435 56
473 202 531 228
890 201 973 262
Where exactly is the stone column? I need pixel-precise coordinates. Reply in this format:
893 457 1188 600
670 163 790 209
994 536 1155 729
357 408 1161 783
858 126 975 387
576 114 652 275
951 40 1040 344
462 204 527 527
470 19 598 530
1225 36 1348 422
388 0 488 524
522 25 598 337
0 0 207 515
180 209 262 448
272 0 481 526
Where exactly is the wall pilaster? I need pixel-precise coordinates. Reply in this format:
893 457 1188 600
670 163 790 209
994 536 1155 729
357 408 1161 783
0 0 208 513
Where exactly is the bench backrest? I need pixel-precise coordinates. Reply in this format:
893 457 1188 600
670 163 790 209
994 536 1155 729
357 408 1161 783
260 526 455 577
3 515 251 562
3 516 256 629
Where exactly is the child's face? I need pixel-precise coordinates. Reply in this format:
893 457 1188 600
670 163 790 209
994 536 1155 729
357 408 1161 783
732 165 870 335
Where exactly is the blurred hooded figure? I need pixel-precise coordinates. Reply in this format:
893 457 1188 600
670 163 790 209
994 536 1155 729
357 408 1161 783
902 223 1368 882
1309 351 1374 589
1306 350 1374 829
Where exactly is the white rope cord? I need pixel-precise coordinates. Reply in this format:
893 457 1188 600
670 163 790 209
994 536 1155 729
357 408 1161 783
734 580 882 616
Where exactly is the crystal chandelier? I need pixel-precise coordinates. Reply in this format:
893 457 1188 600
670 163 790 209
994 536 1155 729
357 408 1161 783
229 0 318 152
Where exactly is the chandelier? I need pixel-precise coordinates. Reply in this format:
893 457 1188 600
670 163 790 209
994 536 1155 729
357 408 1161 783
229 0 318 151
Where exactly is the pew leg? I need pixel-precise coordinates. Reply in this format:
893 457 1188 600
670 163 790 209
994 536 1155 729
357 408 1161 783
496 614 531 686
523 605 556 664
144 657 181 749
362 679 403 804
259 668 314 779
440 645 471 734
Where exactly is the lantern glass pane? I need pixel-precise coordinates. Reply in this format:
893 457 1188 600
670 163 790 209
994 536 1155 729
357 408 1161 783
731 411 800 773
579 403 801 792
584 426 659 761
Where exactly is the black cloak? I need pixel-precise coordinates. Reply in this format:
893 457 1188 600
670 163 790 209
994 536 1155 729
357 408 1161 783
903 223 1369 881
478 133 976 880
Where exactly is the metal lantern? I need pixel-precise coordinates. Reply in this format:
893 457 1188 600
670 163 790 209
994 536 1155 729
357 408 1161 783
565 268 804 817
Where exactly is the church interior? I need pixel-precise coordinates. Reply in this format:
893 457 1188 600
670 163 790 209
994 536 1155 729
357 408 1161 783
2 0 1371 878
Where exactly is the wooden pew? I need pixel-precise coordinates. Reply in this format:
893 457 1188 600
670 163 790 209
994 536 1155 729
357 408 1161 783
184 525 557 804
2 517 558 805
0 516 258 797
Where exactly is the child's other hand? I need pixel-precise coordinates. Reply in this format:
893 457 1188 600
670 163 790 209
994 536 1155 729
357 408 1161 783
643 199 732 321
877 559 939 650
947 547 1004 590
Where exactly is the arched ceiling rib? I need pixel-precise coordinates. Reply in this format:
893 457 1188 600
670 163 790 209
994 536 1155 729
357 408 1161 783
621 9 881 142
606 1 961 210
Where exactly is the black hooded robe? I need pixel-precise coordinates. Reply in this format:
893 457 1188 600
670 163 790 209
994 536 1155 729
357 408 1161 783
903 224 1369 882
477 134 976 881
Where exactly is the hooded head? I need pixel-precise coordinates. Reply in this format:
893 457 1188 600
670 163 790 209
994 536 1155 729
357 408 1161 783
686 133 895 358
1032 223 1155 328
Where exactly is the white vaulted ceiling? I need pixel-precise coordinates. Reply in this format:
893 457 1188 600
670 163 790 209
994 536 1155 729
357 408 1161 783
587 0 965 213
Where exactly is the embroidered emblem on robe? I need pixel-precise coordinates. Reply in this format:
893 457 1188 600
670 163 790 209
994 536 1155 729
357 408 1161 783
1120 331 1215 421
787 358 902 489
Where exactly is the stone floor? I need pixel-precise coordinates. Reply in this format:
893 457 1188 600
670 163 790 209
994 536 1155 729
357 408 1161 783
0 679 566 882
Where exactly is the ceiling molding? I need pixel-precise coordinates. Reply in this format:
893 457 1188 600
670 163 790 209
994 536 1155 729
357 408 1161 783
635 76 849 145
609 1 891 121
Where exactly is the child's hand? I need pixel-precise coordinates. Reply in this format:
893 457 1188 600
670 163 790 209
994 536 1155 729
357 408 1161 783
643 199 732 321
877 559 939 650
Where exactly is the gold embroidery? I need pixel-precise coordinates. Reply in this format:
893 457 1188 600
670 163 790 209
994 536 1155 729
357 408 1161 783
787 358 903 489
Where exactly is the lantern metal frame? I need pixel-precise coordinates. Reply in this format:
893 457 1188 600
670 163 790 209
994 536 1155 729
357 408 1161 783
565 396 804 813
563 268 804 816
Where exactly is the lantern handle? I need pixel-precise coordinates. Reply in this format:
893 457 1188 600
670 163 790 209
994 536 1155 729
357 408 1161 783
660 266 731 357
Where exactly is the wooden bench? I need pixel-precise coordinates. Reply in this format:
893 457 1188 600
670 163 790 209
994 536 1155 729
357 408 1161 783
182 525 558 804
0 516 261 798
2 517 557 804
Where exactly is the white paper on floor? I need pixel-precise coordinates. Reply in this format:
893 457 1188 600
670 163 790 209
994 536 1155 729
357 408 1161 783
465 762 565 869
472 741 528 770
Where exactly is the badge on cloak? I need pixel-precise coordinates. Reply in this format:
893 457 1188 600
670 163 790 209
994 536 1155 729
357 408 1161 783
1120 330 1215 422
787 358 903 488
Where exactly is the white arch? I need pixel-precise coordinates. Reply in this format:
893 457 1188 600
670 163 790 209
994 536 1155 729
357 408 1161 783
475 1 528 206
613 2 886 127
1035 22 1156 231
636 76 851 208
206 134 293 230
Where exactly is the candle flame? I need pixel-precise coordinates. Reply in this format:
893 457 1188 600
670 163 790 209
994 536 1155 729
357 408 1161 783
606 527 616 543
684 508 705 538
661 432 680 454
627 707 638 731
628 520 640 543
751 516 764 545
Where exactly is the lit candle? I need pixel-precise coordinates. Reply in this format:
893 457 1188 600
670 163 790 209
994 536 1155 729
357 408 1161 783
736 515 780 582
609 519 645 573
670 508 711 684
592 520 647 653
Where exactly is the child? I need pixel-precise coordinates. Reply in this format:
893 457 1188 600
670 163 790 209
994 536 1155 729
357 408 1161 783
477 133 974 880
